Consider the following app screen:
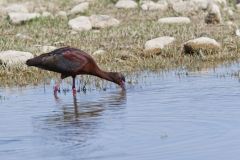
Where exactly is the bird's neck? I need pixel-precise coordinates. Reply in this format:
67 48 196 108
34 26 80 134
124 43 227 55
93 67 115 83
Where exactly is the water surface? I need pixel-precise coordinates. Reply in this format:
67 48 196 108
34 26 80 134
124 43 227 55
1 63 240 160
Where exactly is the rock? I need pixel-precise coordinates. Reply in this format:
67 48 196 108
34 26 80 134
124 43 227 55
92 30 100 33
70 30 78 35
236 4 240 10
8 12 40 24
53 41 65 45
190 0 209 10
0 50 33 66
0 0 7 5
158 17 191 24
115 0 138 9
205 3 222 24
93 49 106 56
213 0 227 6
41 11 53 18
4 3 29 13
226 8 233 15
144 36 175 51
172 1 199 14
55 11 67 19
68 16 92 31
226 8 234 20
22 1 36 12
183 37 221 54
70 2 89 15
40 45 57 53
41 2 59 13
73 0 93 3
141 1 168 11
90 15 120 29
34 6 47 13
0 5 5 16
15 33 32 40
225 21 236 28
167 0 182 6
236 29 240 37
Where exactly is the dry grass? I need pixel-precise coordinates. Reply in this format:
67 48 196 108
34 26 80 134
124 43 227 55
0 0 240 87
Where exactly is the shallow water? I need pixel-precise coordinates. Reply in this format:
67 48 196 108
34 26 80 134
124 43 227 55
1 63 240 160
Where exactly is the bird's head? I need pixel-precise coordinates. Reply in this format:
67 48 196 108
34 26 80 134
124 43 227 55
111 72 126 90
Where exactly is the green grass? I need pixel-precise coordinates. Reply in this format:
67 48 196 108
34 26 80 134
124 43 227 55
0 0 240 87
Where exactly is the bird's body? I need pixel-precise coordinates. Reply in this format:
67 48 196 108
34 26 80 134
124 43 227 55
26 47 125 94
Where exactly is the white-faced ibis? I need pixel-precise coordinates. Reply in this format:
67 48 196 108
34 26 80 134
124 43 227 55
26 47 125 94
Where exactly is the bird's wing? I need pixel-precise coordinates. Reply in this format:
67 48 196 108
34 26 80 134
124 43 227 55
60 50 89 74
37 49 87 75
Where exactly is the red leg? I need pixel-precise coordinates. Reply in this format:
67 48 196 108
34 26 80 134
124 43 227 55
54 78 62 94
54 83 60 93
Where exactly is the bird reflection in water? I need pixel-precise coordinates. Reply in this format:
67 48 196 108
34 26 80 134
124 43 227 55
36 90 126 149
53 90 126 121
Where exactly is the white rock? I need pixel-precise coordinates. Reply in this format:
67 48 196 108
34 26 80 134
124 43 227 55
226 8 234 20
205 3 222 24
0 5 6 15
0 0 7 5
167 0 182 6
227 8 234 16
213 0 227 6
92 30 100 33
4 3 29 13
70 30 78 35
236 4 240 10
183 37 221 54
8 12 40 24
41 11 53 17
190 0 209 10
55 11 67 19
73 0 93 3
236 29 240 37
34 6 47 13
93 49 106 55
68 16 92 31
40 46 57 53
0 50 33 66
158 17 191 24
15 33 32 40
53 41 65 45
225 21 236 28
115 0 138 9
141 1 168 11
172 1 199 14
90 15 120 29
70 2 89 15
145 36 175 50
23 1 36 12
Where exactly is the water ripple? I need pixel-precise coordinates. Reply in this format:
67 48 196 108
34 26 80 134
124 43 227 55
1 63 240 160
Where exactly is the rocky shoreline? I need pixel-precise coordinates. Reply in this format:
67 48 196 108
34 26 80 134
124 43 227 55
0 0 239 85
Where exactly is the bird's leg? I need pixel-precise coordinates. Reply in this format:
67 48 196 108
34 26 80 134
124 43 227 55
54 78 62 94
54 74 67 94
72 76 76 95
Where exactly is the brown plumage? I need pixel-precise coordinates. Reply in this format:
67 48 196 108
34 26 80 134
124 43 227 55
26 47 125 93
